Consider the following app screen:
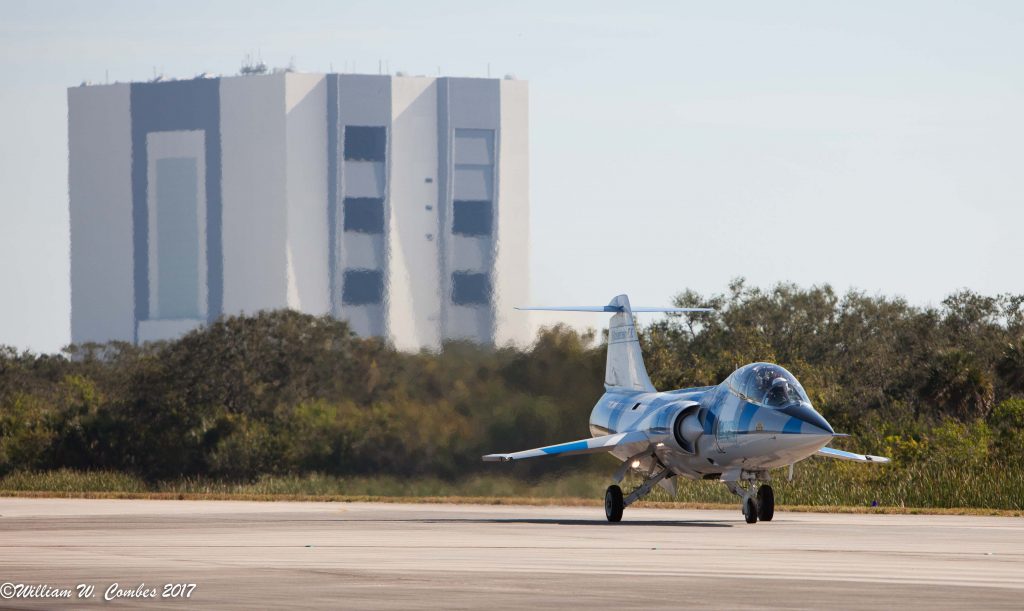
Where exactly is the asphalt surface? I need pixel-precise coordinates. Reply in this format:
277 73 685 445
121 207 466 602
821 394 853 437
0 498 1021 609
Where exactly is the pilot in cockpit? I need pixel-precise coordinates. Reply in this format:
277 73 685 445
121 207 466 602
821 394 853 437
764 376 792 407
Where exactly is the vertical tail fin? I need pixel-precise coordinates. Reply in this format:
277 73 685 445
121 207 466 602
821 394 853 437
516 296 712 394
604 295 656 392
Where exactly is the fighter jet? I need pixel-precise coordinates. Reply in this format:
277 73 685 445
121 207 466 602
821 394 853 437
483 294 890 524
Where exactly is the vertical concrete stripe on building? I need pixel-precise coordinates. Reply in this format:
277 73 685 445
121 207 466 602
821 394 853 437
326 74 339 316
68 83 135 344
436 78 451 339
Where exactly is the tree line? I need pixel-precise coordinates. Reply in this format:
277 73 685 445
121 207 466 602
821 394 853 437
1 279 1022 484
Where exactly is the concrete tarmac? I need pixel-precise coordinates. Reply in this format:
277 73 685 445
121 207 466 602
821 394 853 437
0 498 1022 609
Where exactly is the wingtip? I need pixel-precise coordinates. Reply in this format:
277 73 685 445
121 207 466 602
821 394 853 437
482 454 512 462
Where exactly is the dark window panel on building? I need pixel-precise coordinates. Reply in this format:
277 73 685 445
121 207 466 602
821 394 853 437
344 126 386 161
452 272 491 305
454 129 495 166
344 197 385 234
452 200 492 236
342 269 384 305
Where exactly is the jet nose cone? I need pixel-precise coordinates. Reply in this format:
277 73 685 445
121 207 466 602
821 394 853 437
773 403 834 459
779 402 834 435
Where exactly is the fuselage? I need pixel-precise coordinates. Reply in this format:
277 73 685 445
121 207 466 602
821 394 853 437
588 363 834 479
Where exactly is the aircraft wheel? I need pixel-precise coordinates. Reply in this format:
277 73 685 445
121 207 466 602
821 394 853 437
743 496 758 524
604 485 624 522
757 485 775 522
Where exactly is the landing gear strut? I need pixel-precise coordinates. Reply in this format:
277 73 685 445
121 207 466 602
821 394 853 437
604 467 671 523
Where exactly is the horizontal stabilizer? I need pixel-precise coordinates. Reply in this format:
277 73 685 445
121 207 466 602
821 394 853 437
482 430 650 462
816 446 890 464
516 306 713 313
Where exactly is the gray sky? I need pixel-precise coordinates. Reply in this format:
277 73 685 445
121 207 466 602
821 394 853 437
2 1 1023 352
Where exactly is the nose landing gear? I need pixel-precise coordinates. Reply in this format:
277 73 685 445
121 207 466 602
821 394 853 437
743 496 759 523
725 473 775 524
757 484 775 521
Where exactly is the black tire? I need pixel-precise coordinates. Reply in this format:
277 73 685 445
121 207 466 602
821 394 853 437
743 497 758 524
604 485 624 522
757 485 775 522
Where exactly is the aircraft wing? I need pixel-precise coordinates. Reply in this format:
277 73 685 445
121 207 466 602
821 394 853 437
482 430 649 462
816 446 890 464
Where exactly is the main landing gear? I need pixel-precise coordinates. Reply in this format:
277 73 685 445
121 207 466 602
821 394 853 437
604 467 671 523
605 485 624 522
726 477 774 524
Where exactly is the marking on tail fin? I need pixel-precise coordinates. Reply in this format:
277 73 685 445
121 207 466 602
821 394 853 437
609 323 637 343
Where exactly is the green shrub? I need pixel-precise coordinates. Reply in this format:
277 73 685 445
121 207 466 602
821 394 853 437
1 284 1023 508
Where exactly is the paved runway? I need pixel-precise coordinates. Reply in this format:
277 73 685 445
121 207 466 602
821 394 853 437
0 498 1021 609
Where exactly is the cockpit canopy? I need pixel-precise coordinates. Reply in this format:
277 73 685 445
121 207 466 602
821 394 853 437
724 363 810 408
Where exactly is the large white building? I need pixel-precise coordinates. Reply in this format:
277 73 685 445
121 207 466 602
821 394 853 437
68 72 530 350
